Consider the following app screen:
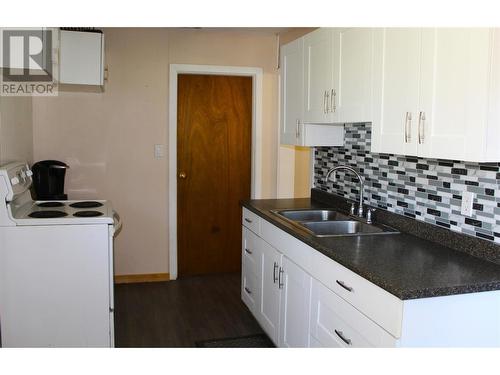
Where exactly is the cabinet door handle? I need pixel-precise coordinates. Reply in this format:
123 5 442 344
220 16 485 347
244 218 252 223
404 112 412 143
244 248 252 255
323 91 327 113
295 119 300 139
278 267 284 289
418 111 425 144
244 286 252 295
273 262 278 283
334 329 352 346
325 91 330 113
331 89 336 113
336 280 353 292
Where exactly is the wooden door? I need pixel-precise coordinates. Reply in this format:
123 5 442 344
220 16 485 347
371 28 421 156
177 74 252 276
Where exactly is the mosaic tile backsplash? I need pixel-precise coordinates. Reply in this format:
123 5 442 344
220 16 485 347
314 123 500 244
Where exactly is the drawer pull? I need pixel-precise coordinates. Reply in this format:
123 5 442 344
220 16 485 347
334 329 352 346
244 248 253 255
244 287 252 295
273 262 278 283
278 267 284 289
336 280 353 292
244 218 253 223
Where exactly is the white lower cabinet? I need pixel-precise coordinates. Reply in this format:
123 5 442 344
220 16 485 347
256 240 281 345
242 209 500 347
310 279 396 347
278 256 312 348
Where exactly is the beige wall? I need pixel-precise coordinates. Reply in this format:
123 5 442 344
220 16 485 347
32 28 281 276
0 96 33 165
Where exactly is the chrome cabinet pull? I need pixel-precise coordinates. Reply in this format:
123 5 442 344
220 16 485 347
331 89 336 113
278 267 284 289
323 91 327 113
418 111 425 144
244 286 252 295
336 280 353 292
244 218 252 223
244 248 252 255
334 329 352 345
295 119 300 139
273 262 278 283
404 112 412 143
325 91 330 113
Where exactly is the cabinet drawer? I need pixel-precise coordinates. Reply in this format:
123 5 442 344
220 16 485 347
310 280 397 347
241 262 258 314
242 208 261 235
242 227 260 275
311 249 403 338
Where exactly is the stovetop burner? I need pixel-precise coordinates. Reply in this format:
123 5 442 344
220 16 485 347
37 202 65 208
69 201 103 209
73 210 103 217
29 211 68 218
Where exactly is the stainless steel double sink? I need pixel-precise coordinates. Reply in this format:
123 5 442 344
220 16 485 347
271 209 399 237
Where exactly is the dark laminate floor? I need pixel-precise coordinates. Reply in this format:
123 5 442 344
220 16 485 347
114 273 263 347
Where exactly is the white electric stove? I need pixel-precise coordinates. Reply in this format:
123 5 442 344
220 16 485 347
0 161 122 347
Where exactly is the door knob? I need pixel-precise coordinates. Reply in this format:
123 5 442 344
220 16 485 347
178 172 187 179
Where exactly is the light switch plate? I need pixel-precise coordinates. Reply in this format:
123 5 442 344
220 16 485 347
461 191 474 216
154 144 165 159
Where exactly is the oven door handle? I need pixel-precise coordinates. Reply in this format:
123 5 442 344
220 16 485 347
112 210 122 235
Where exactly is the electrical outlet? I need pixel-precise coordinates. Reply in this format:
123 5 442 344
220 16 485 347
461 191 475 216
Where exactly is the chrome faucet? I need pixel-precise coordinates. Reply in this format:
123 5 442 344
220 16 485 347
324 165 365 218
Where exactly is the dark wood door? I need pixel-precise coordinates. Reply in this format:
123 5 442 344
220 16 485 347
177 74 252 276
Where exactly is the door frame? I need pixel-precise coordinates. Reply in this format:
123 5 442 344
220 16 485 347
168 64 263 280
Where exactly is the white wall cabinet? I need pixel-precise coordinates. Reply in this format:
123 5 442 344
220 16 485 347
59 30 104 86
303 28 336 123
371 28 500 162
280 27 375 147
334 28 374 124
280 37 304 145
242 207 500 347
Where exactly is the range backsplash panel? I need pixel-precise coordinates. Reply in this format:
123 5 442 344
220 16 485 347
314 123 500 244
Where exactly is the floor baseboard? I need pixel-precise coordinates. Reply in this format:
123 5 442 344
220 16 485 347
114 273 170 284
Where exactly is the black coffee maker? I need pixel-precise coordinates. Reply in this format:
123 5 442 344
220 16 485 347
31 160 69 200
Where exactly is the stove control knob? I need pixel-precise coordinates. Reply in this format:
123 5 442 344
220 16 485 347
11 176 20 185
26 170 33 177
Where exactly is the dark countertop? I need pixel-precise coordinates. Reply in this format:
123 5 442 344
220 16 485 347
242 195 500 300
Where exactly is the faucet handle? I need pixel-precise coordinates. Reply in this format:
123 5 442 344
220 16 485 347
366 208 376 224
349 203 356 215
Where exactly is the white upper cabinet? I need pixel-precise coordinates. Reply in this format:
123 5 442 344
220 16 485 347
372 28 500 162
59 30 104 86
334 28 375 124
280 37 304 145
418 28 491 160
371 28 421 156
279 27 375 146
303 28 335 123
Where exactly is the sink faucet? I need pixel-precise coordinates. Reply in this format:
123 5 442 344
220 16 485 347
324 165 365 218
